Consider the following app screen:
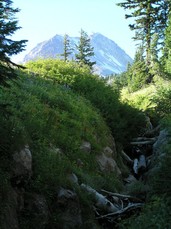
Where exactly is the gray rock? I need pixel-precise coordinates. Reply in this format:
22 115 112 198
96 153 121 176
146 129 170 180
124 174 137 184
12 145 32 184
153 129 169 156
80 141 91 154
103 146 114 157
67 173 79 185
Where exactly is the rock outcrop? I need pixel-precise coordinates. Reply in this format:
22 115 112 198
11 145 32 186
96 146 121 176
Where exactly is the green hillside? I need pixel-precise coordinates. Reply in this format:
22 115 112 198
0 59 171 228
1 1 171 227
0 71 119 227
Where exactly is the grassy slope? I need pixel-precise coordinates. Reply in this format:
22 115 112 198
121 85 157 111
2 59 166 228
0 72 123 228
26 59 146 146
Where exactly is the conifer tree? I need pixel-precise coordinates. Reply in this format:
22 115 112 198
127 46 149 91
164 12 171 75
117 0 170 66
0 0 27 81
149 33 161 78
61 34 72 61
75 29 96 69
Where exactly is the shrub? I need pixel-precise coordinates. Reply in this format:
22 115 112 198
26 59 146 146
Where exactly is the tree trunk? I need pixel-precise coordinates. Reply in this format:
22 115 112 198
133 159 139 175
138 155 146 171
81 184 120 213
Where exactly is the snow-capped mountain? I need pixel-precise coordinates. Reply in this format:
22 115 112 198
23 33 133 76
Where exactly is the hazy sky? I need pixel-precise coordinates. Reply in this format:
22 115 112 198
12 0 136 62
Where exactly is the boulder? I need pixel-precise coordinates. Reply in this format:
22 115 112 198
124 174 137 188
80 141 91 154
12 145 32 185
109 136 118 157
67 173 79 185
103 146 114 157
153 129 169 156
145 129 170 181
96 153 121 176
124 174 137 183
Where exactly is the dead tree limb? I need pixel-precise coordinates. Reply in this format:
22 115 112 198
121 150 133 165
100 189 143 202
138 155 146 171
133 158 139 174
96 203 144 220
81 184 120 213
132 137 157 142
144 125 160 137
130 139 156 145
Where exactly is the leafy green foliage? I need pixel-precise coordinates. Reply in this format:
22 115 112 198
0 71 122 227
26 58 91 85
0 72 120 192
121 85 156 112
120 79 171 229
153 84 171 117
26 59 146 145
120 196 171 229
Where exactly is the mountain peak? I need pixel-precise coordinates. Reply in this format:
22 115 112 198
23 32 133 76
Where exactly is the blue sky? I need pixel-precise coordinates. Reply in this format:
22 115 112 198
12 0 136 62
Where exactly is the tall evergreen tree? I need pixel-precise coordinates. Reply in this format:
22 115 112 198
61 34 72 61
117 0 170 66
164 12 171 75
149 33 161 78
126 46 149 91
0 0 27 81
75 29 96 69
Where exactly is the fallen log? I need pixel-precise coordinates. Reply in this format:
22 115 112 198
121 150 133 166
138 155 146 171
100 189 143 202
81 184 120 213
130 139 156 145
132 137 157 142
96 203 144 220
133 158 138 175
144 124 160 137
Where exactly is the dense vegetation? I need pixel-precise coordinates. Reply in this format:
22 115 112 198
118 83 171 229
1 57 170 228
115 1 171 227
26 59 146 146
0 72 125 228
0 0 171 228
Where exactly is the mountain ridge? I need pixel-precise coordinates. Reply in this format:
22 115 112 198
23 32 133 76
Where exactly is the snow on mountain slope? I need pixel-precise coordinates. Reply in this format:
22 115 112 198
23 33 133 76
